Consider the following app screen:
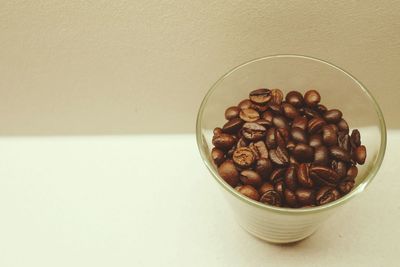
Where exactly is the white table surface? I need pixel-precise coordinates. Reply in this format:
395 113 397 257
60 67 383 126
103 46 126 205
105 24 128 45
0 132 399 267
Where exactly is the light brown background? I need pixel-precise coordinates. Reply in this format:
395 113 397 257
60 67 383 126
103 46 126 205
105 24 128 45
1 0 399 135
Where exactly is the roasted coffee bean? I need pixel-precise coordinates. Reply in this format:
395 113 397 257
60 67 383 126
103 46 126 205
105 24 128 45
252 103 269 113
295 188 315 206
260 190 282 207
315 104 328 114
232 147 255 168
222 118 243 133
211 147 225 166
269 168 286 184
275 180 285 198
273 115 289 129
286 140 296 151
254 158 273 179
322 125 338 146
291 127 308 144
213 127 223 136
236 137 248 148
304 90 321 107
212 133 236 150
337 132 351 151
331 160 347 179
238 185 260 201
292 143 314 163
238 99 253 110
310 166 340 186
292 116 308 131
351 129 361 147
308 117 326 134
269 146 289 166
255 119 272 128
297 163 314 188
253 140 269 159
261 111 274 123
275 128 290 148
242 122 266 141
218 160 239 187
270 89 284 105
286 91 304 107
337 119 349 134
240 170 262 187
289 156 299 165
329 146 351 162
265 128 277 149
314 146 329 166
249 88 272 104
316 186 340 205
347 165 358 179
268 102 282 114
309 134 323 147
259 182 274 195
226 145 236 159
302 107 320 118
338 179 355 194
282 103 300 119
240 108 260 122
284 165 298 190
284 189 298 208
323 109 342 123
354 145 366 164
225 106 240 120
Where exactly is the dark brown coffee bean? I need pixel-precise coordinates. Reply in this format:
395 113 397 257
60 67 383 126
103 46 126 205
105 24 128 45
238 99 253 110
309 134 323 148
260 190 282 207
238 185 260 201
249 88 272 104
222 118 243 133
261 111 273 122
272 115 289 129
322 125 338 146
323 109 343 123
354 145 366 164
259 182 274 195
286 91 304 107
291 127 308 144
286 140 296 151
226 145 236 159
240 108 260 122
304 90 321 107
218 160 239 187
211 147 225 166
316 186 340 205
252 103 269 113
282 103 300 119
236 137 248 148
284 189 298 208
292 143 314 163
232 147 255 168
289 156 299 165
270 89 284 105
346 165 358 179
295 188 315 206
337 119 349 134
337 132 351 151
302 107 320 118
297 163 314 188
308 117 326 134
351 129 361 147
274 180 285 198
331 160 347 179
275 128 289 148
213 127 223 136
265 128 277 149
338 179 355 194
212 133 236 150
242 122 266 141
225 106 240 120
284 165 298 190
315 104 328 114
253 140 269 159
314 146 329 166
254 158 273 179
292 116 308 131
310 166 340 186
255 119 272 128
240 170 262 187
269 168 286 184
269 146 289 166
329 146 351 162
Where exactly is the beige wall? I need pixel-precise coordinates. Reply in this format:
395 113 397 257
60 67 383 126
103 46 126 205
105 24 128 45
0 0 399 135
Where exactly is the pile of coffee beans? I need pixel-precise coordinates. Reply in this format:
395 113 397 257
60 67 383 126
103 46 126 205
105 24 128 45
211 89 366 208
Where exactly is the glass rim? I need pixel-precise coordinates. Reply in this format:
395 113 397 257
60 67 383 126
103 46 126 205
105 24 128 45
196 54 387 215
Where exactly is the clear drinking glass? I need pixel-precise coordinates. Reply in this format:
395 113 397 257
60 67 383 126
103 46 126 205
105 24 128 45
196 55 386 243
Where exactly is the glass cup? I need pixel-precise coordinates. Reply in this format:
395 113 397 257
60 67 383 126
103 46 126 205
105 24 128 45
196 55 386 243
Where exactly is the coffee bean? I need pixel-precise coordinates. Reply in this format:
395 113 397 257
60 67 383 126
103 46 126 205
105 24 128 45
212 133 236 150
286 140 296 151
253 140 269 159
242 122 266 141
218 160 239 187
347 166 358 179
249 88 272 104
304 90 321 107
302 107 320 118
322 125 338 146
213 127 223 136
232 147 255 168
222 118 243 133
308 117 326 134
337 119 349 133
309 134 323 147
226 145 236 159
269 168 286 184
297 163 314 188
314 146 329 166
259 182 274 195
270 89 284 105
252 103 269 113
240 108 260 122
240 170 262 187
291 127 308 144
238 99 253 110
310 166 340 186
323 109 343 123
261 111 274 123
273 115 289 129
292 116 308 131
236 137 248 148
331 160 347 179
316 186 340 205
275 128 289 148
260 190 282 207
254 158 273 179
275 180 285 198
282 103 300 119
293 143 314 163
285 91 304 107
315 104 328 114
354 145 366 164
289 155 299 165
225 106 240 120
268 102 282 114
255 119 272 128
351 129 361 147
284 165 298 190
284 189 298 208
211 147 225 166
338 179 355 194
337 132 351 151
238 185 260 201
269 146 289 166
329 146 351 162
265 128 277 149
295 188 315 206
